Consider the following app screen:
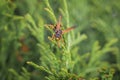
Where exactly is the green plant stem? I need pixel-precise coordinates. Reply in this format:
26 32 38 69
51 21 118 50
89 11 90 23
63 0 72 71
63 0 70 52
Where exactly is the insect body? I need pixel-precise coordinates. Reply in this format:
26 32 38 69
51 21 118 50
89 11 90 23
47 16 75 47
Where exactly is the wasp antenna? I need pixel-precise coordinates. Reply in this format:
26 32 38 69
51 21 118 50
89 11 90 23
56 16 62 30
58 15 62 26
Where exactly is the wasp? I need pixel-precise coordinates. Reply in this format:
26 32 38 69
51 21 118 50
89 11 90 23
46 16 75 47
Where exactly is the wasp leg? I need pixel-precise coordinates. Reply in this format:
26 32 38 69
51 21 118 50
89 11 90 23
56 36 62 47
48 34 55 41
61 37 65 45
57 40 60 47
52 34 55 39
45 24 55 30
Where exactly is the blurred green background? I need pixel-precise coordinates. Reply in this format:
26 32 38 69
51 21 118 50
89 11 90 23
0 0 120 80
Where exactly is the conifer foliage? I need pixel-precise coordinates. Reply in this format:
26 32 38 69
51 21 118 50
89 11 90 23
0 0 120 80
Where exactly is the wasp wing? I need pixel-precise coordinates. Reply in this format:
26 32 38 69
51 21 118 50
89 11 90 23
62 26 76 34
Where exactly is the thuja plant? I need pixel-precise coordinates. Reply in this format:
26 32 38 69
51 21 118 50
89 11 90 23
0 0 29 79
26 0 87 79
8 0 118 80
25 0 117 80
